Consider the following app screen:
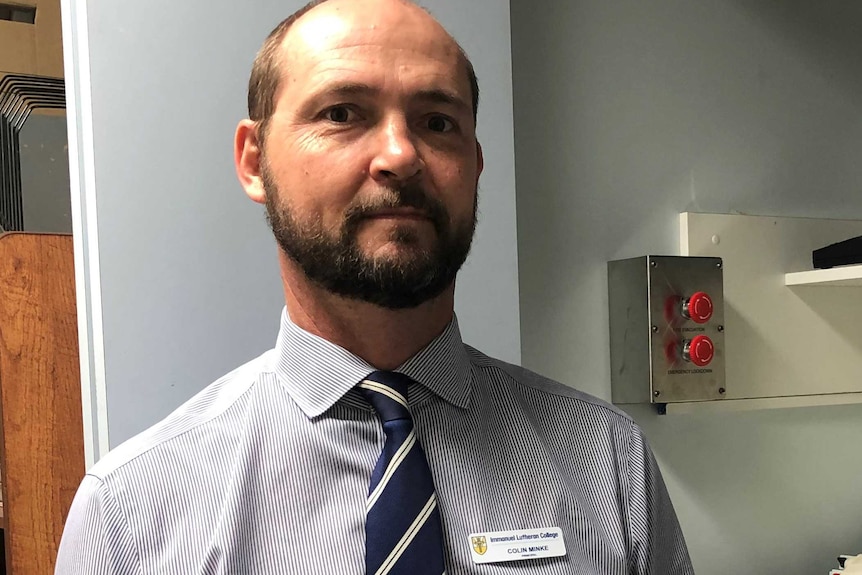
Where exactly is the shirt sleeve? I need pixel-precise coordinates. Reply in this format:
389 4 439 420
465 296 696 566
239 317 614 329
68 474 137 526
55 474 142 575
626 423 695 575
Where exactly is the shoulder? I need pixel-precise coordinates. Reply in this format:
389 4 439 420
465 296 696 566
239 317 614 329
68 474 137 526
88 349 277 480
463 346 653 488
466 344 635 426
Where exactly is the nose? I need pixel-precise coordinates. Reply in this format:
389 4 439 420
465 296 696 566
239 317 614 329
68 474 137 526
369 116 422 183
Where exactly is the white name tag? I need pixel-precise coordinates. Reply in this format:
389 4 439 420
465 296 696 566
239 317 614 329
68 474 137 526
467 527 566 564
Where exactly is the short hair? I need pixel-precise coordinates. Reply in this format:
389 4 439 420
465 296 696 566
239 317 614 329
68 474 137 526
246 0 479 142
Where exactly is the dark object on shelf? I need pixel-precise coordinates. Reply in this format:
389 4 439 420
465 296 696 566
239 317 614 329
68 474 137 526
813 235 862 269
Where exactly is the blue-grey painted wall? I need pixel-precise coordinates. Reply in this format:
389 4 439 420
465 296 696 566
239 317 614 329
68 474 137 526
76 0 519 449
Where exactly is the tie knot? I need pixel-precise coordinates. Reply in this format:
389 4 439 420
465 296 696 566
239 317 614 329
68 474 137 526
358 370 414 423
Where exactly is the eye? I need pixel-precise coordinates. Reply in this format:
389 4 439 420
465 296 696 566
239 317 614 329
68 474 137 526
427 115 455 133
324 106 354 123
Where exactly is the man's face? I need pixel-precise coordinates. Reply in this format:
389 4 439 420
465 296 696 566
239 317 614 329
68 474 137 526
257 0 483 309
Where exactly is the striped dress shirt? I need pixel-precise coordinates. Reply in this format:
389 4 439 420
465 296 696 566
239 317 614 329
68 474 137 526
56 309 694 574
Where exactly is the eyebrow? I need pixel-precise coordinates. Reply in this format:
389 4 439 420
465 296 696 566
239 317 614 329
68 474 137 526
413 89 471 114
311 83 470 113
315 82 379 99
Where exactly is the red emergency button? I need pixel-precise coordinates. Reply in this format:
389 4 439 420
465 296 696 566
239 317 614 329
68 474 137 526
684 335 714 367
683 291 713 324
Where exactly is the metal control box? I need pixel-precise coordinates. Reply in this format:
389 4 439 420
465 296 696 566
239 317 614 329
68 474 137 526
608 255 725 408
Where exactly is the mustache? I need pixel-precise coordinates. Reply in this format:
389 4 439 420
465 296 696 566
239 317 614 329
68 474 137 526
343 184 448 231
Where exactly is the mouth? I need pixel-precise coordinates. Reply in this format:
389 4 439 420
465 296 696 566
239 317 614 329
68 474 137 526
363 208 432 222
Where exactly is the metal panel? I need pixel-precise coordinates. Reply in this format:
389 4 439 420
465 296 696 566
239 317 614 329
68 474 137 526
609 255 725 406
647 256 725 403
608 256 650 404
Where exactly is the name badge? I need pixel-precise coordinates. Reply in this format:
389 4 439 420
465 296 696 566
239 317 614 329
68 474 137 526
468 527 566 564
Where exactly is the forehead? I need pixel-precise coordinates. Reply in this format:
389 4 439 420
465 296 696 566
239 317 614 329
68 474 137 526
280 0 466 93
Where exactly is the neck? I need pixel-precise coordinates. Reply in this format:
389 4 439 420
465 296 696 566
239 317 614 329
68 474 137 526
278 252 455 370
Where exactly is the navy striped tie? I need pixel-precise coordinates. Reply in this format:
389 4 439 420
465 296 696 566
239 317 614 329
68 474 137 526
358 371 446 575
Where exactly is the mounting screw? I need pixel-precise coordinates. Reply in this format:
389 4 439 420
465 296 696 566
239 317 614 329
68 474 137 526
651 325 659 333
654 390 661 397
650 260 657 268
718 387 726 394
717 325 724 332
716 261 723 269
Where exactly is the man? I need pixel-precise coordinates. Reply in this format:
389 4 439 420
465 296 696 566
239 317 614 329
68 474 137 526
56 0 694 573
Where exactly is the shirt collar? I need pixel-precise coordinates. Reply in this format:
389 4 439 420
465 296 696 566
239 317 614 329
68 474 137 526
273 308 473 418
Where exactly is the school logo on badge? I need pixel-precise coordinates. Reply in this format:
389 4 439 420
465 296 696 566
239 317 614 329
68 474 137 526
471 535 488 555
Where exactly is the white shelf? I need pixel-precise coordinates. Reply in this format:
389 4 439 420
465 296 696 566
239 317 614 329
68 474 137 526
660 392 862 414
785 264 862 287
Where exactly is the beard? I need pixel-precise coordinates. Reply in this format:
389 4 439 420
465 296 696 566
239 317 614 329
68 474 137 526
261 164 477 310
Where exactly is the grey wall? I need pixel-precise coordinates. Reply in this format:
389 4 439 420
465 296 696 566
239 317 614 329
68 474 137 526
511 1 862 573
77 0 518 449
20 113 71 232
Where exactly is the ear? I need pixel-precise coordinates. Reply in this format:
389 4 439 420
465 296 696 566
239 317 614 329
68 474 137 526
475 140 484 182
235 119 266 204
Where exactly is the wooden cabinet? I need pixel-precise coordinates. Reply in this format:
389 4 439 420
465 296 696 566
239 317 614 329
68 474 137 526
0 233 85 574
